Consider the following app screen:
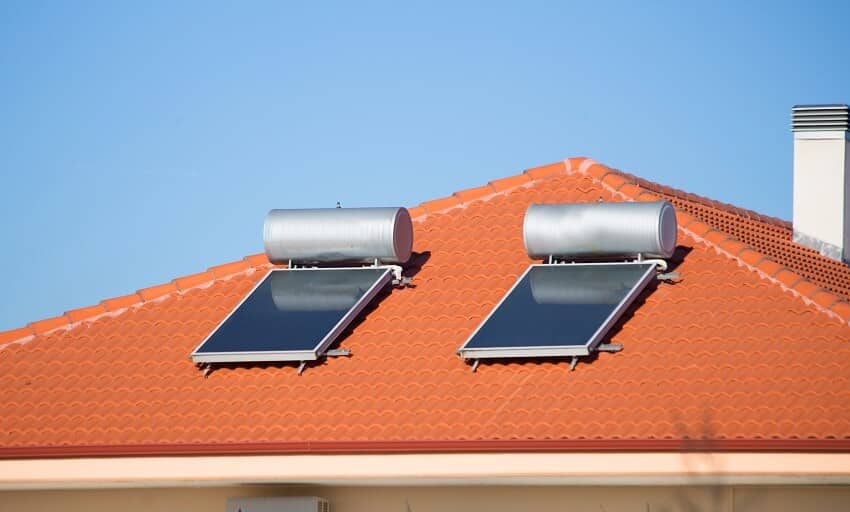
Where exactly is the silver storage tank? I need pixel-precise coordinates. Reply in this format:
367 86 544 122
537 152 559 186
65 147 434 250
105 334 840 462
523 201 677 260
264 207 413 264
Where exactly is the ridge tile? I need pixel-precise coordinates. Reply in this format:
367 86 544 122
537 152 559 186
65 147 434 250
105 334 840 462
27 315 69 334
489 173 532 192
209 260 251 278
101 293 142 311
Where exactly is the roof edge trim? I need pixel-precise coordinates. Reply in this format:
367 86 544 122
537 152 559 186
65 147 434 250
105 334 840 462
3 438 850 460
4 451 850 490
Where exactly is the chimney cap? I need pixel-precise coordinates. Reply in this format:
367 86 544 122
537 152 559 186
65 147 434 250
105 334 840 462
792 104 849 110
792 104 849 133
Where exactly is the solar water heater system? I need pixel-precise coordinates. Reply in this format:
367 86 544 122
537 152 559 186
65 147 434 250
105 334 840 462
457 201 678 371
191 207 413 374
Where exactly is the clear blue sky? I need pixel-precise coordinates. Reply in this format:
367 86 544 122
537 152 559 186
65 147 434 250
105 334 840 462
1 1 849 330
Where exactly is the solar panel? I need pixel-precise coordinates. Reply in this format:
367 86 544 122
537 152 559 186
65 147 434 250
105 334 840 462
191 267 392 364
457 262 656 361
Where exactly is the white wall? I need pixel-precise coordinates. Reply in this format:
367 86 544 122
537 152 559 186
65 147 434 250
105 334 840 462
792 133 850 261
3 485 850 512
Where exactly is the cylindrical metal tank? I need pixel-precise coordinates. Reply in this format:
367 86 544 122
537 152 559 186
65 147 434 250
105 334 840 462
523 201 677 259
264 207 413 264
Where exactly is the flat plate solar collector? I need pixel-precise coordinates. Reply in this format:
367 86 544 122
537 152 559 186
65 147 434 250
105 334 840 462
191 267 392 364
457 262 656 360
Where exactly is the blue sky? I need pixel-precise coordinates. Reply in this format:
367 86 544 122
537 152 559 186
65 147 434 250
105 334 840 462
1 1 849 330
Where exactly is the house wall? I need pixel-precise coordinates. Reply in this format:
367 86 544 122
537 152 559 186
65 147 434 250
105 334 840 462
2 484 850 512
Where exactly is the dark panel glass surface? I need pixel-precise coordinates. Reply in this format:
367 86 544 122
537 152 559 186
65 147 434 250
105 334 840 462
195 268 388 354
464 263 654 349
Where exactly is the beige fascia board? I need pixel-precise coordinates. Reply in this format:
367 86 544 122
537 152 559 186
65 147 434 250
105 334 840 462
2 452 850 490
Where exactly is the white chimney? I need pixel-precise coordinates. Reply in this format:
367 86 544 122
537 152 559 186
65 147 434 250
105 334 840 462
792 104 850 262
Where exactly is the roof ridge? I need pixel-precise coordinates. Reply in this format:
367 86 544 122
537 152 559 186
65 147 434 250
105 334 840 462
4 155 848 349
0 159 589 349
0 255 274 351
579 162 850 326
615 169 791 229
406 157 591 219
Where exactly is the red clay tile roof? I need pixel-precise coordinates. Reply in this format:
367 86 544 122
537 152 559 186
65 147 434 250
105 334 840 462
2 157 850 458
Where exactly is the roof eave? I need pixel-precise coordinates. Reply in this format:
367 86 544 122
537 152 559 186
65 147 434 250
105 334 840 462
3 449 850 490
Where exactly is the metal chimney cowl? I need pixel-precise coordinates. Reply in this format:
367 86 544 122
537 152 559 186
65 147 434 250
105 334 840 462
791 104 850 263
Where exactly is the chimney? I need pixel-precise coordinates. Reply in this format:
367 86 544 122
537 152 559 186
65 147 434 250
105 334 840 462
792 104 850 262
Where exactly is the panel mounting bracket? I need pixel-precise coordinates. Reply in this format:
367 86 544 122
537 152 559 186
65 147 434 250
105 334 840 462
596 343 623 352
324 348 351 357
657 271 681 282
297 361 307 375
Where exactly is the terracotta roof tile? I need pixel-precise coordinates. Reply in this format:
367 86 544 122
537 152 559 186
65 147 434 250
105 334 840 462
757 259 783 277
244 253 271 268
454 184 497 203
775 269 802 288
407 206 427 219
0 327 33 344
524 161 565 179
738 249 764 266
173 271 216 291
489 173 532 192
618 183 642 199
585 163 611 179
636 192 660 202
100 293 142 311
719 239 746 255
64 304 107 323
208 260 251 278
704 230 730 245
564 157 590 172
26 315 69 334
137 282 178 301
420 195 462 214
2 156 850 458
601 173 628 190
793 280 820 298
686 220 711 237
813 291 840 309
832 301 850 322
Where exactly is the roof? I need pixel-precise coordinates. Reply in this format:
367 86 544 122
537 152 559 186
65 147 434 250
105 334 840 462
2 157 850 459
